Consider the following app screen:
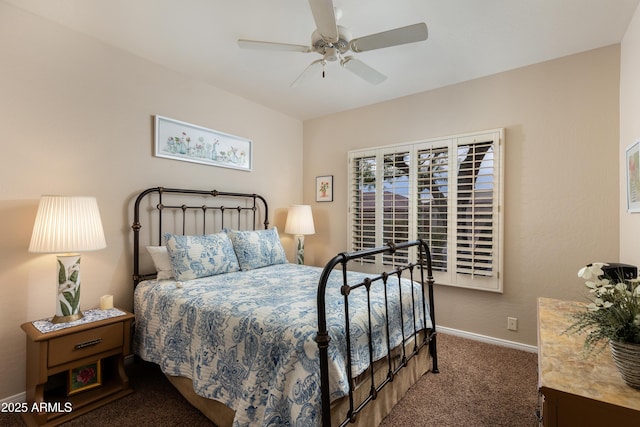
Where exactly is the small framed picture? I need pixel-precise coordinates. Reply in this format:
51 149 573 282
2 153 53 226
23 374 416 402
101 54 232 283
316 175 333 202
626 140 640 213
68 360 102 396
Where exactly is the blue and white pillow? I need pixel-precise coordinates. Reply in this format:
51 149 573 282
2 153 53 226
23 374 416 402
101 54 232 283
227 227 288 271
164 232 240 280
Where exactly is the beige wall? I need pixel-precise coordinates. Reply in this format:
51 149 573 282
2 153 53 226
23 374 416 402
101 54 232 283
303 45 621 347
621 5 640 266
0 3 303 399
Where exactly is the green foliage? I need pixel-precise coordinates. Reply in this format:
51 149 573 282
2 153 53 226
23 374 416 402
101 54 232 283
63 288 81 313
69 268 79 284
58 259 66 285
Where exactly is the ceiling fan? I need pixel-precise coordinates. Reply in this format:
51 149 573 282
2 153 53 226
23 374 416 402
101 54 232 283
237 0 428 87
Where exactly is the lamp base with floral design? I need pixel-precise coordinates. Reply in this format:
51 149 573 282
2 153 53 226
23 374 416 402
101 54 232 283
294 234 305 265
52 254 84 324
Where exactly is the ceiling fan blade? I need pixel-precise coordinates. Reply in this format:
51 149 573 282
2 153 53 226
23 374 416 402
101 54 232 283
291 59 325 87
238 39 312 53
308 0 338 42
350 22 428 53
341 56 386 85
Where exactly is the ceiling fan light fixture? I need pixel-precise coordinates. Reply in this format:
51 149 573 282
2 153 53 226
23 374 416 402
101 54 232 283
324 47 339 62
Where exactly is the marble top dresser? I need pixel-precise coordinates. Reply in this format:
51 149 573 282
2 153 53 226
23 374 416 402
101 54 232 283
537 297 640 426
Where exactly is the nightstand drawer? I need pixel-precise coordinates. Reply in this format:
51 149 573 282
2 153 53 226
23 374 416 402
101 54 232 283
48 323 123 367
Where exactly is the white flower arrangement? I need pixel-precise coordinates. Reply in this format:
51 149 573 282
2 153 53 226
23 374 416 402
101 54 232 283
567 262 640 352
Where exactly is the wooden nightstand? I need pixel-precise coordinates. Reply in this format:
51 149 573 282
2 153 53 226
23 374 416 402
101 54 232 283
20 309 134 427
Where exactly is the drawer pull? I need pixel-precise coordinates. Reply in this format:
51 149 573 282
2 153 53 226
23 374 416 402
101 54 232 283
75 338 102 350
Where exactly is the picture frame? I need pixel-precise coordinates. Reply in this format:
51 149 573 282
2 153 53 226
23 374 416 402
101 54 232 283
316 175 333 202
626 140 640 213
154 115 252 171
68 360 102 396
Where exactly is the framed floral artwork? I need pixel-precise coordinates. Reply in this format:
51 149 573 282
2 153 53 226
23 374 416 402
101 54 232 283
626 140 640 213
316 175 333 202
68 360 102 395
154 115 252 171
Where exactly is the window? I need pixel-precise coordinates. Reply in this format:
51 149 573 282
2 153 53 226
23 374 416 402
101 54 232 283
348 129 504 292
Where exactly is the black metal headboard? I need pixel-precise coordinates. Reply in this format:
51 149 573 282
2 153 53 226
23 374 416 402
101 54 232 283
131 187 269 287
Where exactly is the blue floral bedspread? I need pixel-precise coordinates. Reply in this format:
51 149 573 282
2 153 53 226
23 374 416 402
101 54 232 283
134 263 431 426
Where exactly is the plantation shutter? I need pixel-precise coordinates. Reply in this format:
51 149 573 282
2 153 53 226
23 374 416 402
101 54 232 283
453 135 500 289
350 152 377 265
381 150 411 265
415 143 450 273
348 129 504 292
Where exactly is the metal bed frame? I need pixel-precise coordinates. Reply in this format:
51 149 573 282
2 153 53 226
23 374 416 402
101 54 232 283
131 187 439 427
316 240 439 426
132 186 268 287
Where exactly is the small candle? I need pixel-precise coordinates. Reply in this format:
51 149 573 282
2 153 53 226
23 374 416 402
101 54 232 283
99 294 113 310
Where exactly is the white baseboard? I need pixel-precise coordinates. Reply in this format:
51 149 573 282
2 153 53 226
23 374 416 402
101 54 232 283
1 391 25 404
437 326 538 353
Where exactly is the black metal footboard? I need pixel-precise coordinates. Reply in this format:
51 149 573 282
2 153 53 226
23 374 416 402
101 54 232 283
315 240 438 427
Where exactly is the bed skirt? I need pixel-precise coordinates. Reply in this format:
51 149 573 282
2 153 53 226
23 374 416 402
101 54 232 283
165 343 432 427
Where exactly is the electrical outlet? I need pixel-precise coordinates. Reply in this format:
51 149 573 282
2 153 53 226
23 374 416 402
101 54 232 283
507 317 518 331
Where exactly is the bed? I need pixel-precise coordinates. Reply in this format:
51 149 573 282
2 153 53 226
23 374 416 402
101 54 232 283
131 187 438 426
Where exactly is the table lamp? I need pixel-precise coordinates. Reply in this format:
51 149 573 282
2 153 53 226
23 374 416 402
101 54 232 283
285 205 315 264
29 196 107 323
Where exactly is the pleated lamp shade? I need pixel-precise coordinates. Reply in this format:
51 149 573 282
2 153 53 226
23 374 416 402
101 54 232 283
284 205 315 236
285 205 314 265
29 196 106 254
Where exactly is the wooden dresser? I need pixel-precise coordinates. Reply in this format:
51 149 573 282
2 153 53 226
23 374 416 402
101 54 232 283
537 297 640 426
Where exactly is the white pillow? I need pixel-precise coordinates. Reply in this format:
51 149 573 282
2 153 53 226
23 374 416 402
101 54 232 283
146 246 174 280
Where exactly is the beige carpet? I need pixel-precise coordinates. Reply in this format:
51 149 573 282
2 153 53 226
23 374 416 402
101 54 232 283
380 334 539 427
1 333 539 426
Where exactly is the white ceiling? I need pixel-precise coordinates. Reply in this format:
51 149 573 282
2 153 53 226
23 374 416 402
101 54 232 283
5 0 640 120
